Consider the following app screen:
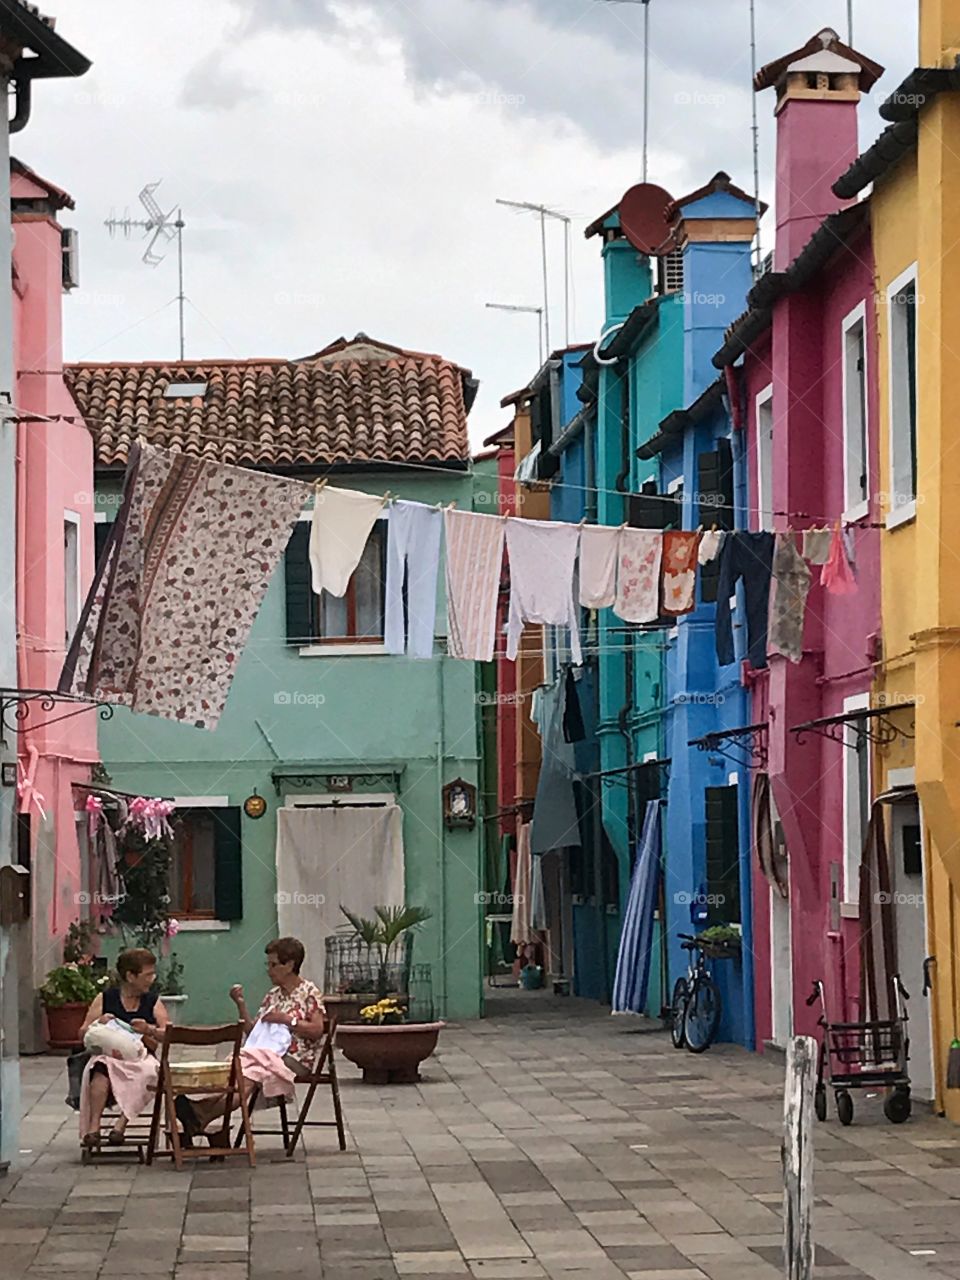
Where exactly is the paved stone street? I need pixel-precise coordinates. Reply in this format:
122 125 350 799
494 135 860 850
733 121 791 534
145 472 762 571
4 991 960 1279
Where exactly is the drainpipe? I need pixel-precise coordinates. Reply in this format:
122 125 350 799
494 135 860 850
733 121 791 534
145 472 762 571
729 413 756 1050
435 655 447 1020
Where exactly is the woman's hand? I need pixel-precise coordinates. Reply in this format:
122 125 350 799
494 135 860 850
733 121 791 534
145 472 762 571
130 1018 151 1035
229 984 245 1006
261 1010 292 1026
98 1013 115 1024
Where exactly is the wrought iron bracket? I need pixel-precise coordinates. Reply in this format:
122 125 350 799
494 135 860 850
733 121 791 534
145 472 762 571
270 764 405 797
790 702 916 750
0 688 115 741
689 723 768 769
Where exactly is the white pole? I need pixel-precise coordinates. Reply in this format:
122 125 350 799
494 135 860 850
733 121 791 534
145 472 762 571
783 1035 817 1280
175 208 185 360
539 209 550 356
563 218 570 347
642 0 650 182
847 0 853 44
749 0 762 272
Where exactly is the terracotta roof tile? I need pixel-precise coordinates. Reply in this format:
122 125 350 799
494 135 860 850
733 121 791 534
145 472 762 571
65 334 475 469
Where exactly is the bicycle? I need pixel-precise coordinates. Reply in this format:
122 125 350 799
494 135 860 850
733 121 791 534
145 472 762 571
669 934 722 1053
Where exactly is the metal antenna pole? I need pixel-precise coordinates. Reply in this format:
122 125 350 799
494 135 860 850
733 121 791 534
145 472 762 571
749 0 762 273
847 0 853 44
539 208 551 354
642 0 651 182
496 198 571 353
563 218 571 346
105 182 186 360
175 209 185 360
485 301 544 367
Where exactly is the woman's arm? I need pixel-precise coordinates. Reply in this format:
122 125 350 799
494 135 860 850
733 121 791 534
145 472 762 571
79 992 105 1040
292 1008 326 1041
229 984 256 1036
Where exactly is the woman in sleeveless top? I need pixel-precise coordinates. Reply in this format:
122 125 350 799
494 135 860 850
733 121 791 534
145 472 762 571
78 947 171 1148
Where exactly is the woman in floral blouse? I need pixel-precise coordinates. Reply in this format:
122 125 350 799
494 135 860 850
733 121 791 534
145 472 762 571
178 936 325 1141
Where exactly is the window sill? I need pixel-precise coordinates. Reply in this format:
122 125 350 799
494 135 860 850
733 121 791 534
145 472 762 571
299 642 387 657
840 902 860 920
842 500 869 525
885 501 916 530
173 919 232 932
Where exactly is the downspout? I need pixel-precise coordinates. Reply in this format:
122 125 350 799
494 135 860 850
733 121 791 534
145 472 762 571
436 654 447 1020
615 359 634 844
9 73 32 135
728 403 756 1050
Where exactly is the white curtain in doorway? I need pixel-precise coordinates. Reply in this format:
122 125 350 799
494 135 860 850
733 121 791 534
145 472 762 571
275 804 405 978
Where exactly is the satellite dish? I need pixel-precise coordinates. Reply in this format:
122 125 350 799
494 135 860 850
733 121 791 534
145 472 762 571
618 183 675 255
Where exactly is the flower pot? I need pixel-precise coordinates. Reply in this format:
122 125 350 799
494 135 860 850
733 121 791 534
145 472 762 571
161 993 189 1025
336 1021 444 1084
44 1001 88 1050
325 991 405 1026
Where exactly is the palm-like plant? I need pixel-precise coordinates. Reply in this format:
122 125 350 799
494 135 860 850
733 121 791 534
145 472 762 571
341 904 432 997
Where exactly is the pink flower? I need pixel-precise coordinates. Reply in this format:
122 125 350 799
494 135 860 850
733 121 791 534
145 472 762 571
165 918 180 939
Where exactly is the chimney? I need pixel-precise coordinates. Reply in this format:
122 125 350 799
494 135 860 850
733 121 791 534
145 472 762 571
755 28 883 269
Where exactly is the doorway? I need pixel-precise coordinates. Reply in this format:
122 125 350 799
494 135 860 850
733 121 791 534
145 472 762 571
768 798 792 1048
889 793 934 1100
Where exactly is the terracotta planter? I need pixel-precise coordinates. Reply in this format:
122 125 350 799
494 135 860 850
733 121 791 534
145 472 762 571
44 1001 88 1050
336 1021 444 1084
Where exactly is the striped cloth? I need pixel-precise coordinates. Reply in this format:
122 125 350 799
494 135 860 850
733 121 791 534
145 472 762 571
444 509 505 662
611 800 662 1015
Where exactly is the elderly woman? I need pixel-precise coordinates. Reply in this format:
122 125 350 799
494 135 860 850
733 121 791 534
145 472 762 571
77 947 170 1148
177 936 325 1142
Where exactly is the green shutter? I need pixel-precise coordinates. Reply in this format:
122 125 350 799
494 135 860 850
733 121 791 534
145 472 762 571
213 806 243 921
705 785 740 924
94 520 112 570
284 521 313 645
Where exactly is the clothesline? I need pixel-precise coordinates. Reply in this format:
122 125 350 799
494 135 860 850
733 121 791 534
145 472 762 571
16 406 883 527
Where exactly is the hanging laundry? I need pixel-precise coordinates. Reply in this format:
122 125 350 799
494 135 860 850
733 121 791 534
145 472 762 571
562 667 586 744
714 531 775 669
697 528 725 565
510 823 534 946
530 678 580 855
820 525 857 595
767 532 812 664
384 501 442 660
614 529 662 624
578 523 621 609
661 531 701 616
529 854 548 932
444 509 505 662
611 800 662 1015
60 441 304 730
310 485 384 598
801 526 831 566
842 525 857 570
505 519 582 665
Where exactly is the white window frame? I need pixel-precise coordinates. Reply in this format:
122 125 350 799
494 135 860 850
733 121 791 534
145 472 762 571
841 693 871 909
169 795 234 930
63 510 81 647
841 300 870 523
885 262 919 530
755 384 774 533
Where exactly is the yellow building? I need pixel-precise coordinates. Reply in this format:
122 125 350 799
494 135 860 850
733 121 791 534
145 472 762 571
837 0 960 1119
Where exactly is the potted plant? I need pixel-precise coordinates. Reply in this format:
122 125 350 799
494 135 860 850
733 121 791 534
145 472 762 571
336 996 444 1084
694 925 742 960
39 956 110 1050
156 952 189 1023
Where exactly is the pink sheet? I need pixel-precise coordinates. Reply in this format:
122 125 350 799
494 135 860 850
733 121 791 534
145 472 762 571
78 1053 159 1136
240 1047 297 1100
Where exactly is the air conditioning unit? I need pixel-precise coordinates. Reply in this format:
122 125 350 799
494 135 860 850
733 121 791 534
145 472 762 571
61 227 79 291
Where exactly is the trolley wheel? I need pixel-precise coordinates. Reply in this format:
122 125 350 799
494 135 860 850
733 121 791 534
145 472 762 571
670 979 688 1050
814 1085 827 1122
836 1090 854 1126
883 1088 911 1124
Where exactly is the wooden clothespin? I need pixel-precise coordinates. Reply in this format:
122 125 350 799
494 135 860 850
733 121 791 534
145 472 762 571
315 476 328 494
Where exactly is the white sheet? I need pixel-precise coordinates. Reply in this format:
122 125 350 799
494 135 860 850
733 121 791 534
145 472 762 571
244 1019 292 1055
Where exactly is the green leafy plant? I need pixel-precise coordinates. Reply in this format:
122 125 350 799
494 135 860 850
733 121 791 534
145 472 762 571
62 920 95 964
39 962 109 1009
695 925 741 949
113 824 174 952
156 953 185 997
341 904 432 998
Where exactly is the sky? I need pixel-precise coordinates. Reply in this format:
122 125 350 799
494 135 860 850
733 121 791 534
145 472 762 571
24 0 917 447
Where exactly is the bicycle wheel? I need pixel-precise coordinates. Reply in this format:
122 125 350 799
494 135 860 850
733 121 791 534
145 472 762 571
683 975 722 1053
670 978 688 1049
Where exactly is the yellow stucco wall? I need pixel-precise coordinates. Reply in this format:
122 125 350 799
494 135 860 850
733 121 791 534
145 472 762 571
871 65 960 1118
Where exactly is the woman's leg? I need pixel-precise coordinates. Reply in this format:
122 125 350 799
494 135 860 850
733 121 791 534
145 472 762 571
84 1069 111 1140
190 1072 253 1129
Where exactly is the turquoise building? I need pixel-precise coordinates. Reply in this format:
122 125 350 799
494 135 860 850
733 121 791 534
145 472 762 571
66 335 488 1023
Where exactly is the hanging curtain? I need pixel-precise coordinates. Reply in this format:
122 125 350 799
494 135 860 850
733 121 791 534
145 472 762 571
753 772 788 899
611 800 662 1015
510 823 534 946
858 802 898 1024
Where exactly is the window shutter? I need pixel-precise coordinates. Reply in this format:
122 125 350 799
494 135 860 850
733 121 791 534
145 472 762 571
697 439 734 530
628 481 669 529
94 520 112 570
213 806 243 921
284 521 313 645
705 785 740 924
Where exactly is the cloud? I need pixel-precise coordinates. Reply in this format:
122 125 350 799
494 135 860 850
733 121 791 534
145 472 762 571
180 51 258 112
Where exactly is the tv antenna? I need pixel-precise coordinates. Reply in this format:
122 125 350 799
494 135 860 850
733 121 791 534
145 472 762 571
105 181 187 359
485 302 545 365
495 199 572 351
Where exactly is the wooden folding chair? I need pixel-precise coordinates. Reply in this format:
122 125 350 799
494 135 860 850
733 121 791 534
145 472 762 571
147 1022 255 1170
236 1023 346 1157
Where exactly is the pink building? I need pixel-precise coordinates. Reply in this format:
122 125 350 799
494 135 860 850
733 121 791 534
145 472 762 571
714 31 883 1048
12 159 96 1049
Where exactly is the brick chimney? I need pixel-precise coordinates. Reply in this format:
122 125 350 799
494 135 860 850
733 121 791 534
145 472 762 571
755 28 883 269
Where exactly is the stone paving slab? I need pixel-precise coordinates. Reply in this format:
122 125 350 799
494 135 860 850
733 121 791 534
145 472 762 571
3 988 960 1278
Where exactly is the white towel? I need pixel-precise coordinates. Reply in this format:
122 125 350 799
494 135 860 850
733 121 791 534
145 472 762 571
614 530 663 624
505 519 582 664
444 509 505 662
697 528 724 566
578 525 621 609
309 486 384 598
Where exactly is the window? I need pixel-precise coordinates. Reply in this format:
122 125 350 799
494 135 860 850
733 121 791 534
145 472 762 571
886 265 919 524
697 439 734 603
842 303 869 519
163 381 208 399
284 519 387 646
705 784 740 925
842 694 871 906
64 512 80 647
169 805 243 920
755 385 774 532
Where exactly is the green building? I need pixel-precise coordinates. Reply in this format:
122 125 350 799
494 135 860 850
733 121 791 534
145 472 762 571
66 334 488 1022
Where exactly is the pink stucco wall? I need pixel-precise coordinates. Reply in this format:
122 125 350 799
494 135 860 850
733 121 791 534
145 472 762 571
743 225 880 1048
12 165 96 1040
